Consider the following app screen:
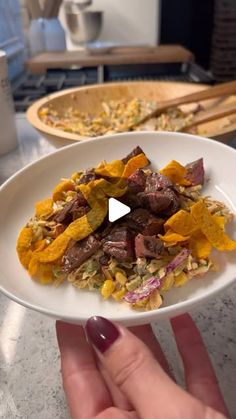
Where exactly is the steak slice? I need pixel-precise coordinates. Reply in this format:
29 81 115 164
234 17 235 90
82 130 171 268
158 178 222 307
135 234 164 259
54 192 89 225
162 188 180 216
127 169 146 194
102 226 134 261
120 192 142 210
185 158 204 186
126 208 164 235
139 191 172 214
145 172 173 193
62 235 100 273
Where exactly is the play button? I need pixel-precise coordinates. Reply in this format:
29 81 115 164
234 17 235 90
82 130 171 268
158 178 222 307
108 198 131 222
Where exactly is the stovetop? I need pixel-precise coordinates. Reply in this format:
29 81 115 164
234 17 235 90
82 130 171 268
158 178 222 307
11 62 213 113
12 67 97 112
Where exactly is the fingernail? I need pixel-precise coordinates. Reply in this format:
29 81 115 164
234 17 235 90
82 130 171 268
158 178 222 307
86 316 120 353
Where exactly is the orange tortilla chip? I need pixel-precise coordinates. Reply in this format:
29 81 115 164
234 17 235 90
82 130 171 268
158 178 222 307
122 153 149 178
160 160 191 186
189 230 212 258
32 239 47 252
34 234 70 263
212 215 226 230
35 198 53 218
16 227 34 268
95 159 125 178
164 210 197 235
28 257 54 284
159 230 190 243
67 199 108 240
78 179 127 208
52 180 75 201
191 201 236 251
35 199 108 263
94 179 127 198
19 250 33 270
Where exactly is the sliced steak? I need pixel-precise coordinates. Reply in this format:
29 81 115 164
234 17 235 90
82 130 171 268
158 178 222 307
120 192 142 210
185 158 204 186
102 247 133 261
122 146 149 164
62 235 100 273
54 192 88 225
126 208 164 235
139 191 172 214
145 172 173 193
70 199 90 221
54 199 75 225
135 234 164 259
102 226 134 261
127 169 146 194
162 188 180 216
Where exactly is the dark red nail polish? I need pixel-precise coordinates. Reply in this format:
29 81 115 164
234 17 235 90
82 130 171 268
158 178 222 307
86 316 120 353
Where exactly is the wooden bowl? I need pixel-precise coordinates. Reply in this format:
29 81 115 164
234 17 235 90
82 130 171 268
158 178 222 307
27 81 236 148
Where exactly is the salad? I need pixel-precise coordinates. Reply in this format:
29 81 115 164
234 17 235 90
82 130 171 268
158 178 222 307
16 146 236 311
39 98 196 137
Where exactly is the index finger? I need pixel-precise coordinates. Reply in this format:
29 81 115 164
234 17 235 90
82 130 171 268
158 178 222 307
56 321 112 419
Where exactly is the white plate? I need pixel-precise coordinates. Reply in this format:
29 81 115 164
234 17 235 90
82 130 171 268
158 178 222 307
1 131 236 326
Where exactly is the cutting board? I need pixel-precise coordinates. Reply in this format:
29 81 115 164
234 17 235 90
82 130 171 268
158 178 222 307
26 45 194 73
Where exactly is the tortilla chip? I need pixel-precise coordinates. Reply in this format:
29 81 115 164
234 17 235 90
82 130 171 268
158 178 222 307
160 160 191 186
52 180 75 202
159 230 190 243
164 209 198 235
35 199 108 263
28 257 54 284
34 234 71 263
189 230 212 258
94 179 127 198
95 159 125 178
122 153 149 178
191 200 236 251
35 198 53 218
16 227 34 268
212 215 226 230
32 239 47 252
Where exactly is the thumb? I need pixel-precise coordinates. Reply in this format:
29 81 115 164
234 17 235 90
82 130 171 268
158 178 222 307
85 316 212 419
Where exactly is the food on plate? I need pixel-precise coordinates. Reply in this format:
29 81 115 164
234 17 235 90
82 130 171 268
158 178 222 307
39 98 197 137
16 146 236 311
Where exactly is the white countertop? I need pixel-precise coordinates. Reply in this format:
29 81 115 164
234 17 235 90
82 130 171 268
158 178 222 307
0 114 236 418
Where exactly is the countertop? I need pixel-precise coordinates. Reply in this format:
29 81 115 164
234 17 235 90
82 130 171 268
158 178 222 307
0 114 236 419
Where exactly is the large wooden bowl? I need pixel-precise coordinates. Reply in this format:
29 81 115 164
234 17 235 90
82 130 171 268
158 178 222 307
27 81 236 147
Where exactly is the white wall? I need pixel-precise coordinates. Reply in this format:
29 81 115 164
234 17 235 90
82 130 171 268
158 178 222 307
89 0 160 45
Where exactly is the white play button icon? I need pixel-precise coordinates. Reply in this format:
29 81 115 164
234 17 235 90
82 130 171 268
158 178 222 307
108 198 131 222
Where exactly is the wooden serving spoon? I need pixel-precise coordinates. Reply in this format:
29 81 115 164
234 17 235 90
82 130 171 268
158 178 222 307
181 101 236 131
130 80 236 129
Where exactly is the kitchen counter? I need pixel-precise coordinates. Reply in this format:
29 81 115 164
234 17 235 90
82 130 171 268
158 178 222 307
0 114 236 418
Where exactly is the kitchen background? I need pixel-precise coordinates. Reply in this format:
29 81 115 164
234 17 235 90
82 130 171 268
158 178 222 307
0 0 233 116
1 0 235 83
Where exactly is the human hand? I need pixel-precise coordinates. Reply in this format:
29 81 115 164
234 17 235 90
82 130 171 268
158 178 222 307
56 314 230 419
